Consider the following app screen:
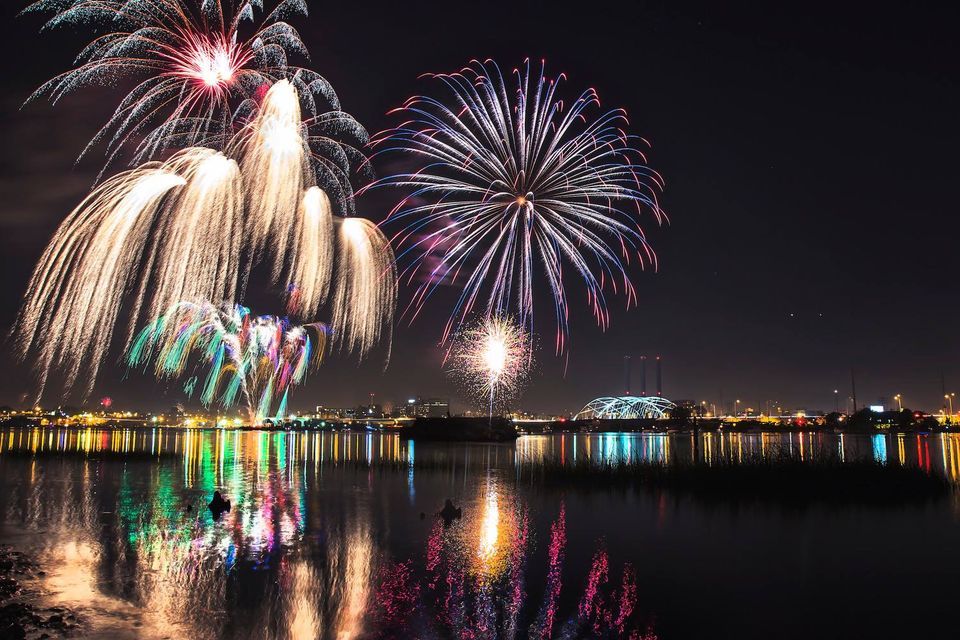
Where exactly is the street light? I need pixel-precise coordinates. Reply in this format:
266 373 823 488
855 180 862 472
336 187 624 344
945 394 954 423
735 399 741 417
894 394 902 412
833 389 839 413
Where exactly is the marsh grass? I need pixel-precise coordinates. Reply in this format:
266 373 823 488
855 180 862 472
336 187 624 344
511 452 951 507
348 449 952 508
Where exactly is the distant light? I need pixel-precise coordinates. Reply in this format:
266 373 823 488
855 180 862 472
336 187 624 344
869 405 884 413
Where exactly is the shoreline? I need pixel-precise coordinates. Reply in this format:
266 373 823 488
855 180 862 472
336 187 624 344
0 543 82 639
2 419 958 438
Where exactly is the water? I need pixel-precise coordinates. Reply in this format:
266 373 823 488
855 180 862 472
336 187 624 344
1 427 959 639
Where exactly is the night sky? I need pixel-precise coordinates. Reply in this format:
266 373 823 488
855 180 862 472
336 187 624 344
1 1 958 415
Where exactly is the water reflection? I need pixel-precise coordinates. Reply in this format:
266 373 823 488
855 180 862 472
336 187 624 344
872 433 888 463
3 427 960 637
514 431 960 482
0 428 673 639
5 427 960 483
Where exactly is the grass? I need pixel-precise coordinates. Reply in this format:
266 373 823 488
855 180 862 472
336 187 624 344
339 450 953 508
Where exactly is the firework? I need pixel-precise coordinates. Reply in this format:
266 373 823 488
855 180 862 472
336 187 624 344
237 79 309 276
140 147 245 323
128 301 326 424
370 59 666 354
332 217 398 358
447 317 531 417
15 82 394 399
14 164 186 394
23 0 343 165
16 2 392 401
14 148 247 395
286 186 334 319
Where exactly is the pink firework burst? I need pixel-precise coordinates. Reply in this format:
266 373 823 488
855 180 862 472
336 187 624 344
24 1 335 166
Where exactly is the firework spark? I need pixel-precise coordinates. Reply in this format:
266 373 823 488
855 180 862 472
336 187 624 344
140 147 245 324
23 0 338 165
333 217 398 358
286 186 334 319
447 317 531 417
128 301 326 424
14 164 186 394
15 82 394 399
237 79 309 277
370 59 666 354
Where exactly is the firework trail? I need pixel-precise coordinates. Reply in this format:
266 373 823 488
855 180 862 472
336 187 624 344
15 81 395 398
15 148 241 396
333 217 397 358
231 80 384 326
140 147 245 324
370 59 666 354
14 163 186 395
236 78 309 276
446 317 531 417
286 186 334 319
23 0 350 166
127 301 326 423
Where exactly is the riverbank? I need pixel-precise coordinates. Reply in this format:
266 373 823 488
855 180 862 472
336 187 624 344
347 452 953 509
7 416 960 437
0 545 82 639
516 455 952 507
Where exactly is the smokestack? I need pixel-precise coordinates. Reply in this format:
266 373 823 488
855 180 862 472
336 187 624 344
656 356 662 397
850 368 857 413
623 356 632 395
640 356 647 396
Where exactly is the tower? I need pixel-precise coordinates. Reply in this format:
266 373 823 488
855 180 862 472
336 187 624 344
656 356 662 397
640 356 647 396
623 356 632 395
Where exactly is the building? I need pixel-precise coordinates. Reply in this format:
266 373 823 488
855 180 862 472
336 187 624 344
314 405 355 420
401 396 450 418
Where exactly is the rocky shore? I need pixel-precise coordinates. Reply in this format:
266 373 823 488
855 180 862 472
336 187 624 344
0 545 82 639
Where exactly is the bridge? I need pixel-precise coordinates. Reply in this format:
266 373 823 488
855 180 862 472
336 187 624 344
574 396 677 420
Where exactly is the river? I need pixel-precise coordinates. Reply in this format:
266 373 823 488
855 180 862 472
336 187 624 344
1 427 958 639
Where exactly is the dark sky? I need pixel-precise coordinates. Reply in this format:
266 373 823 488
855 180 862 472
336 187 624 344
1 1 959 415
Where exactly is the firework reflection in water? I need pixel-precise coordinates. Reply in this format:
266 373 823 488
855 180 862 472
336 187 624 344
0 430 660 638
